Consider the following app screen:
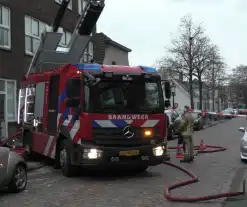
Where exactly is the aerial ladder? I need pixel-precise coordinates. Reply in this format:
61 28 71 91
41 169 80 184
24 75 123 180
27 0 105 75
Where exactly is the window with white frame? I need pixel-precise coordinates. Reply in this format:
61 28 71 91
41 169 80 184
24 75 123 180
82 41 93 63
59 30 71 47
7 80 16 121
24 16 47 54
0 79 16 122
78 0 88 14
0 5 11 48
55 0 72 10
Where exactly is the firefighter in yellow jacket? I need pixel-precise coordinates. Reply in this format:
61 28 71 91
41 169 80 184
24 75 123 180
173 105 195 162
180 105 195 162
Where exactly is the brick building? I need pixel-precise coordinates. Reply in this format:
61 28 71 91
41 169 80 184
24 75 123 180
0 0 131 136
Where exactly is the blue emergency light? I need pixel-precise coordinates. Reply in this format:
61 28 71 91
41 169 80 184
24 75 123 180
139 66 157 73
74 63 101 71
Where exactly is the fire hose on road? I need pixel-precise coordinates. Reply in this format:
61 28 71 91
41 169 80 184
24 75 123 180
163 145 246 202
1 133 245 202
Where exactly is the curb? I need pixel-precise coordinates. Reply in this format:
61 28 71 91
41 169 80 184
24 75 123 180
204 119 228 129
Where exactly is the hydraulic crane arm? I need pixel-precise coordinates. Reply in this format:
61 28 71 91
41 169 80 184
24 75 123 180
27 0 71 75
77 0 105 35
52 0 71 32
68 0 105 47
26 0 105 75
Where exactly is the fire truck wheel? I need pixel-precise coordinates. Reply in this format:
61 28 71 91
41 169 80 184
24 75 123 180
59 140 77 177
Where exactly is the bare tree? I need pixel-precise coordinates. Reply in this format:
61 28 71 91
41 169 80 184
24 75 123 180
193 40 219 109
159 15 209 109
203 55 226 111
228 65 247 107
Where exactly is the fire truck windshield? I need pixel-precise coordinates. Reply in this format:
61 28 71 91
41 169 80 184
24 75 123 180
87 80 164 114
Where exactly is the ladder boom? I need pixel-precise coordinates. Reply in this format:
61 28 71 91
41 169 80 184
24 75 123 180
77 0 105 35
26 0 105 75
52 0 71 32
27 0 71 75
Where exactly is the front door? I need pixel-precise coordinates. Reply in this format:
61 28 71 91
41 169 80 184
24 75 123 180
47 75 60 135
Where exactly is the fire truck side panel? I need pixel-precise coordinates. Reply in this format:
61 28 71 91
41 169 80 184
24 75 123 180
31 132 50 155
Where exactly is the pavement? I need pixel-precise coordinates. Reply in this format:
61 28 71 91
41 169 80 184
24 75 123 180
27 162 44 172
0 117 247 207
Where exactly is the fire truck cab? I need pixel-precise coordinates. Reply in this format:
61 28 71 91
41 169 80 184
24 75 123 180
18 64 171 176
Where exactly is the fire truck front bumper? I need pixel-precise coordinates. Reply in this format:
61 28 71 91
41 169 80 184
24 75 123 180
72 144 166 169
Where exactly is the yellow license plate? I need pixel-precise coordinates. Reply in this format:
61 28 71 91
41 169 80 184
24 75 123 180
119 150 139 156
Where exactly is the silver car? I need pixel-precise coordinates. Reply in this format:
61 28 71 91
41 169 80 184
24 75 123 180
0 146 27 192
238 127 247 161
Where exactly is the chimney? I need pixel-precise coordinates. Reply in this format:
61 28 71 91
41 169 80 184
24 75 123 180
179 73 183 81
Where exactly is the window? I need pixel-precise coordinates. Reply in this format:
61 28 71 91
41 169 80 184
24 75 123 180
197 102 199 109
0 79 17 122
78 0 87 14
7 81 16 121
0 5 11 48
25 16 47 54
89 81 164 114
82 41 93 63
59 30 71 47
145 82 159 108
55 0 72 10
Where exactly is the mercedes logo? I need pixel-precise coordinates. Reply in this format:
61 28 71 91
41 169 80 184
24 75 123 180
122 125 135 139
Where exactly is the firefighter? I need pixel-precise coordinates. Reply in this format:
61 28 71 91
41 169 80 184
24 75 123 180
172 112 185 152
178 105 195 162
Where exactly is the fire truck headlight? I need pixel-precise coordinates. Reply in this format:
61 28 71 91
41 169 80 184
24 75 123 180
83 148 103 159
144 129 152 137
153 146 164 156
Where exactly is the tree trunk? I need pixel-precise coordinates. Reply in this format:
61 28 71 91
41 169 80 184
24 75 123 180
189 72 194 109
198 76 203 110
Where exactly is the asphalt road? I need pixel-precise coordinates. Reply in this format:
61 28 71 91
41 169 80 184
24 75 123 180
1 118 247 207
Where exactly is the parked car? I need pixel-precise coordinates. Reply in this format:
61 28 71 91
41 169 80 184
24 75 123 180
190 110 204 130
233 109 238 115
238 127 247 162
165 109 181 140
0 146 27 193
221 109 233 119
208 111 218 121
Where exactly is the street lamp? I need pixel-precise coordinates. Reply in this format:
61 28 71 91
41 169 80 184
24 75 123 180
171 82 176 108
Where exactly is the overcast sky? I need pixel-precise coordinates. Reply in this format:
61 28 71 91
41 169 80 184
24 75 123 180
97 0 247 72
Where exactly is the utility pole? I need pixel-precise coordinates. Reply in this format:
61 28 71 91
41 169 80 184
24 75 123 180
189 36 194 109
217 79 221 112
212 60 215 111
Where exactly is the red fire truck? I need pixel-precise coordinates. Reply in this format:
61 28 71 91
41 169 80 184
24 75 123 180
17 0 172 177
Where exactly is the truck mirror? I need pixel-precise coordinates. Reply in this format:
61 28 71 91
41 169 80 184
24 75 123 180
162 81 171 99
164 100 171 108
83 73 101 86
